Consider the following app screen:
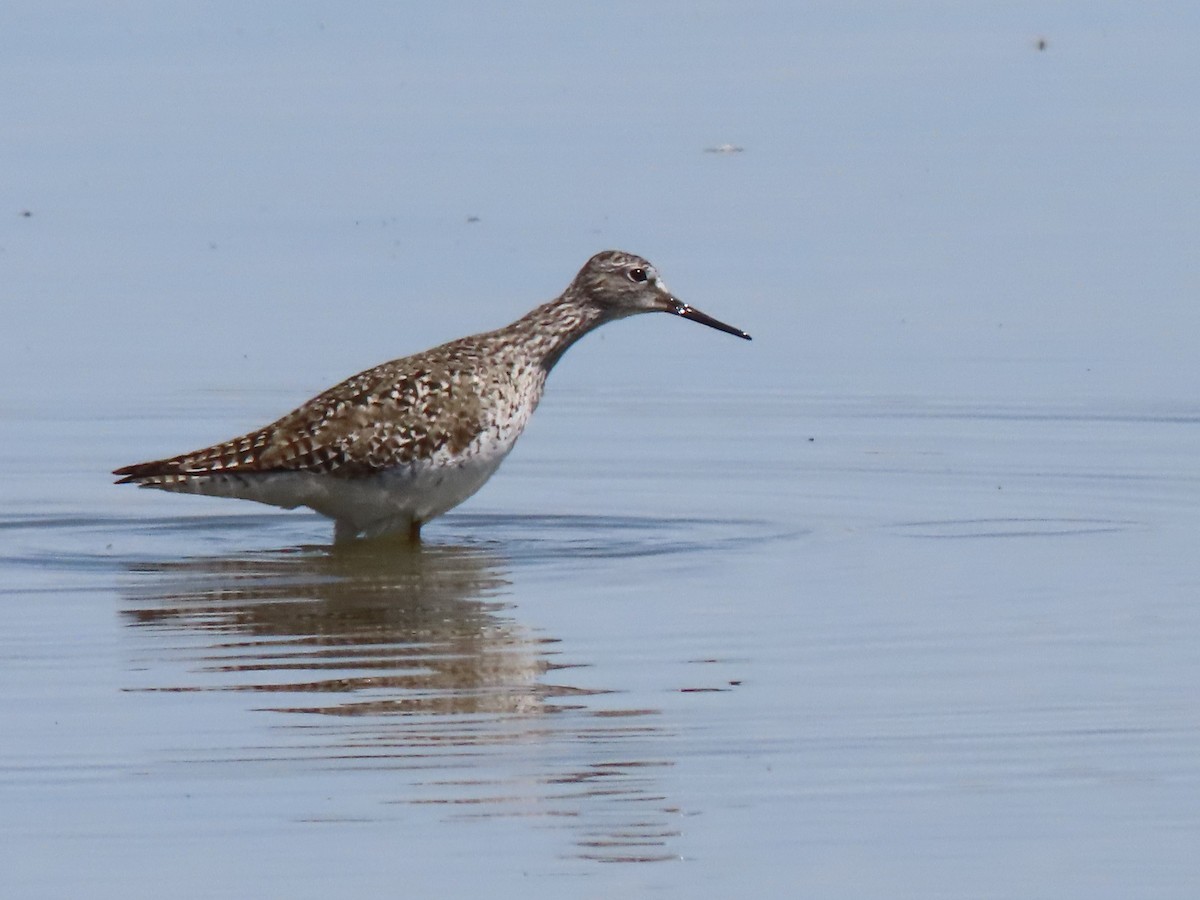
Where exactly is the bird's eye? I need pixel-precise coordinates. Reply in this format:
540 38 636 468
628 267 648 283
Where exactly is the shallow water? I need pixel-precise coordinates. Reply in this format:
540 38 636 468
5 2 1200 897
5 391 1200 897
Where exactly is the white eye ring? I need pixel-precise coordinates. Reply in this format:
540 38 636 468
628 267 648 283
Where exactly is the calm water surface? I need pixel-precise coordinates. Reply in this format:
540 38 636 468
4 391 1199 897
5 2 1200 897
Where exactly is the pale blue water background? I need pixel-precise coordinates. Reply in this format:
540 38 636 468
3 2 1200 897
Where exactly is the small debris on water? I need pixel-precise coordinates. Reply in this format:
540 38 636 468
704 143 744 154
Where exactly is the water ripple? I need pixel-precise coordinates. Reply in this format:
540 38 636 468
888 517 1141 539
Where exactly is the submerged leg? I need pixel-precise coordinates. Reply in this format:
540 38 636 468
333 519 360 544
336 516 422 544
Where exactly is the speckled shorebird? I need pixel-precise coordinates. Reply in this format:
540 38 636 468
114 250 751 542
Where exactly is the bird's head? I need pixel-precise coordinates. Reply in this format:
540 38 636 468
569 250 751 340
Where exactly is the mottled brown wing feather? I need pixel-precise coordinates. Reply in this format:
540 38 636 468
114 349 488 482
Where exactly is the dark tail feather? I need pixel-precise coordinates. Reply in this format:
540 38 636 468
113 459 178 484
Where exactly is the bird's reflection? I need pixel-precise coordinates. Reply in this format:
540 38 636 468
119 536 678 862
123 540 552 716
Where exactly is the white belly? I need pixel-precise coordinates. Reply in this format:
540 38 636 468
158 450 510 540
313 453 509 538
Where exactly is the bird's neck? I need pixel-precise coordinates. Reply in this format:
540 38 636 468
498 295 611 373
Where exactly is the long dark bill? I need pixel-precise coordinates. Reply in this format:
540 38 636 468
669 299 752 340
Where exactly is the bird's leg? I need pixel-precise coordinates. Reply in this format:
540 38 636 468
333 519 360 544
